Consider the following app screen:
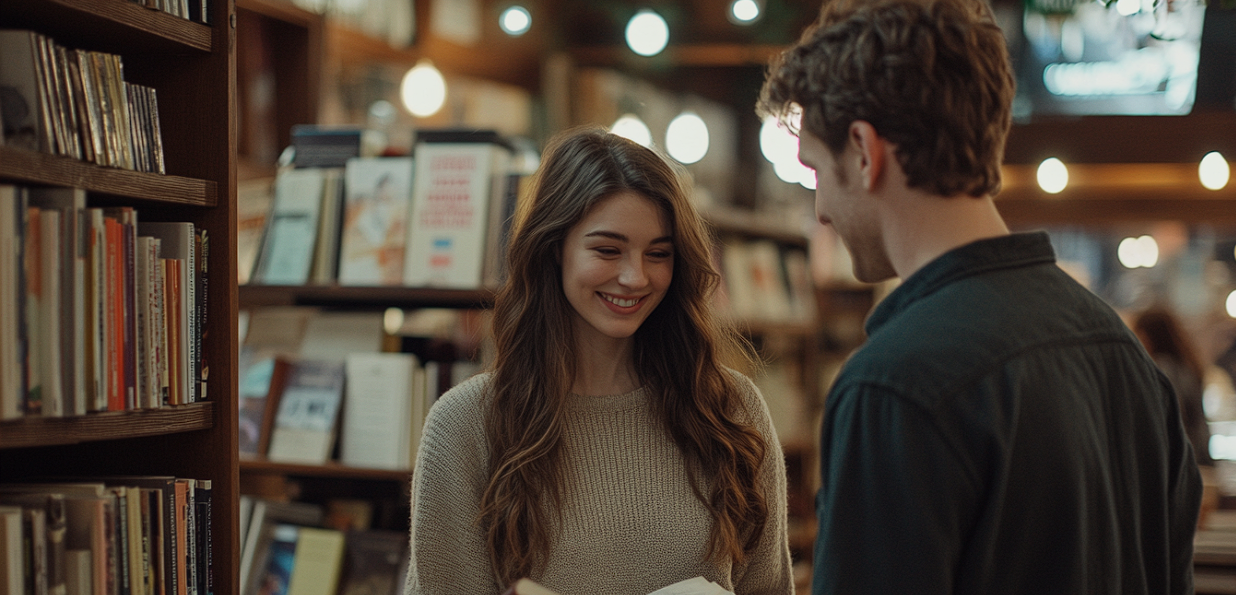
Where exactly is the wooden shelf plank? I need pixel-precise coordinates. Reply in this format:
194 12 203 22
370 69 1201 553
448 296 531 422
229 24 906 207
0 0 211 53
0 147 217 206
238 284 494 309
0 402 214 449
240 459 411 481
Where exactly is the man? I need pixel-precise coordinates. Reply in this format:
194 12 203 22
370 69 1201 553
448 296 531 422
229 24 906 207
758 0 1202 593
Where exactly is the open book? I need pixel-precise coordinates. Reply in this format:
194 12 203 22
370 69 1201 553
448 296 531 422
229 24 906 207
504 576 734 595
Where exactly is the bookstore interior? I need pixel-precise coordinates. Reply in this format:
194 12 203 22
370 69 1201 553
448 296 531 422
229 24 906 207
0 0 1235 593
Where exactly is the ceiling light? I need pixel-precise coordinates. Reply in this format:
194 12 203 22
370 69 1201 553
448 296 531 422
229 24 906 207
400 60 446 117
1200 151 1230 190
626 9 669 57
500 5 531 36
611 114 652 147
731 0 761 23
665 111 709 164
1036 157 1068 194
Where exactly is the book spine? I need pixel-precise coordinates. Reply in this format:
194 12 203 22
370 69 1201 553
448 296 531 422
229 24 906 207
193 481 210 595
195 229 207 402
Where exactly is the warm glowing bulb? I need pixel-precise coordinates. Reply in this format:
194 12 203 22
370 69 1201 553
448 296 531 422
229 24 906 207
1137 235 1158 268
1118 235 1159 268
1228 290 1236 318
611 114 652 147
1037 157 1068 194
383 308 405 335
400 61 446 117
759 117 797 165
1200 152 1230 191
626 10 669 57
732 0 760 22
500 6 531 36
666 111 709 164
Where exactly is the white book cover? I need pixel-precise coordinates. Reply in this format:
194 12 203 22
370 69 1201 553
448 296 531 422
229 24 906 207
338 157 413 286
403 143 502 289
254 168 326 285
341 352 419 470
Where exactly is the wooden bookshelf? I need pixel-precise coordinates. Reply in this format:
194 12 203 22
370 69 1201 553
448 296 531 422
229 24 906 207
0 1 239 595
0 403 215 449
0 146 218 206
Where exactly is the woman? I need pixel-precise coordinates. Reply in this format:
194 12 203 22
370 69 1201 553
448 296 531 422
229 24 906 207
405 128 793 595
1133 307 1212 466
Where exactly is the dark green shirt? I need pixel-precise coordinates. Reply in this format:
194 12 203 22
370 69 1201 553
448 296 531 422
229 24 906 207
813 232 1201 595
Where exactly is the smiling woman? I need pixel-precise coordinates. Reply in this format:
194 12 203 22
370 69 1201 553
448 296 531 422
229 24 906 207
405 127 795 595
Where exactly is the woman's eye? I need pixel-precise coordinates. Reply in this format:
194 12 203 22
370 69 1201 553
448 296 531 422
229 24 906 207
593 247 620 256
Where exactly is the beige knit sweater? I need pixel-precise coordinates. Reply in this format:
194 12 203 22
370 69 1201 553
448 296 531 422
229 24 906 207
405 372 794 595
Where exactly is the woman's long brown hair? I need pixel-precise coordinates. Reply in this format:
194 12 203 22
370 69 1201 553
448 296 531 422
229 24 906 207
479 127 769 584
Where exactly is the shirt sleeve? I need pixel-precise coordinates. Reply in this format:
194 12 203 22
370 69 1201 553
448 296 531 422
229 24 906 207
406 384 503 595
732 376 796 595
812 382 980 595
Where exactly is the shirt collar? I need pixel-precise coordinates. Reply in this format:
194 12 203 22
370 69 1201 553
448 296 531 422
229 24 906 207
865 231 1058 336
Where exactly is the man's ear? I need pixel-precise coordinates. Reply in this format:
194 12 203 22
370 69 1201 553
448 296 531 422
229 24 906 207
849 120 885 191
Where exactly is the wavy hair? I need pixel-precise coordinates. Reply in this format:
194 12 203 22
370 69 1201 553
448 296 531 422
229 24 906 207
479 127 768 584
758 0 1015 198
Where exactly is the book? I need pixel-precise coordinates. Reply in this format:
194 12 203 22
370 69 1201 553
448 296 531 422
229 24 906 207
0 506 24 595
236 351 292 459
341 352 421 470
236 178 275 286
0 185 25 420
283 527 345 595
0 30 53 152
309 168 345 285
290 126 362 169
337 157 414 286
297 311 385 363
28 186 88 416
266 359 347 465
253 168 327 286
336 530 406 595
504 576 734 595
403 133 511 289
0 492 69 595
254 524 297 595
239 500 323 595
137 222 195 405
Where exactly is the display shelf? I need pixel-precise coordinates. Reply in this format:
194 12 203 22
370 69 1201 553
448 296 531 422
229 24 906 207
239 284 495 309
240 459 411 482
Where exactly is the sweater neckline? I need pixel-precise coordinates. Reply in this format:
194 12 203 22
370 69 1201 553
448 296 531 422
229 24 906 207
566 386 648 412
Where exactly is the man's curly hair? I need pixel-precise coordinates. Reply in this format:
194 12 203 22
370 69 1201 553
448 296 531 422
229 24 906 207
758 0 1016 198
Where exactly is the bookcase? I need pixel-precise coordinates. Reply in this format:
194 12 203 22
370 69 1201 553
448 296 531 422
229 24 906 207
0 0 238 594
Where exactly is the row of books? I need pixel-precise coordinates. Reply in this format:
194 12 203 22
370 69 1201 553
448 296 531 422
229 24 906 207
0 476 211 595
718 238 818 326
0 30 166 174
239 349 480 471
0 185 206 421
128 0 211 24
243 130 524 290
239 496 407 595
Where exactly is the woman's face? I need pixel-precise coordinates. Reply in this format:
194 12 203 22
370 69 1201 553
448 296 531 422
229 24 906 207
560 190 674 348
